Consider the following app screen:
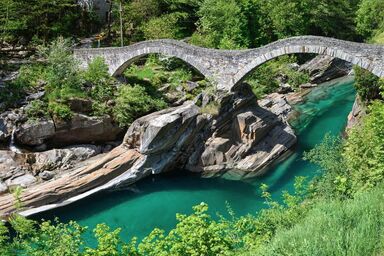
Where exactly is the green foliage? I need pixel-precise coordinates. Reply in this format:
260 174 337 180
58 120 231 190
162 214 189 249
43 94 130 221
85 224 124 256
26 100 48 120
190 0 249 49
305 101 384 198
353 66 382 101
48 102 73 120
114 85 167 127
245 56 309 98
200 101 220 116
0 0 100 44
82 56 115 116
254 185 384 256
343 101 384 192
142 12 188 40
356 0 384 39
258 0 356 40
0 64 46 109
303 134 349 197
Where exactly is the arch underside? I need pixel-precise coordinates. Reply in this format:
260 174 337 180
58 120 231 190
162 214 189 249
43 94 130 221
110 49 213 80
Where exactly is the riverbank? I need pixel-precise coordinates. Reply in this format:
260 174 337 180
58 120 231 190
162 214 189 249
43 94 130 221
0 54 353 218
34 75 357 242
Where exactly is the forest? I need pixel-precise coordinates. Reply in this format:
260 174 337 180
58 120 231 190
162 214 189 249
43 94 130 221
0 0 384 255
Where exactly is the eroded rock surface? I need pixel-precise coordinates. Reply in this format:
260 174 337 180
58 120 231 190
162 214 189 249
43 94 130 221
299 55 352 84
15 114 123 147
0 83 297 217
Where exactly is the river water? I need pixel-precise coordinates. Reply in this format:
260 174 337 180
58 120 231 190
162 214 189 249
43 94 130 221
35 76 356 244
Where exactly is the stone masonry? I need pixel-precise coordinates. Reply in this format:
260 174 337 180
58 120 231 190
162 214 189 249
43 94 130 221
74 36 384 91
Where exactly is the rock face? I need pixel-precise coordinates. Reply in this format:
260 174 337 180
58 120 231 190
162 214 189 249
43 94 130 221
299 55 352 84
0 83 297 217
185 84 296 179
15 114 123 147
346 95 366 130
0 144 105 196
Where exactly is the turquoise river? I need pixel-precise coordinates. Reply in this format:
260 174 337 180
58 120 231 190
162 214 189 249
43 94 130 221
36 76 356 244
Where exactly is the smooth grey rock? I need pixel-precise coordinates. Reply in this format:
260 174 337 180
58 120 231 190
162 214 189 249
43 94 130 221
6 173 37 188
67 98 93 113
299 55 352 84
124 102 200 154
0 118 11 142
0 182 8 194
15 119 55 146
26 91 45 101
258 93 292 121
39 171 54 181
16 114 122 148
32 144 103 172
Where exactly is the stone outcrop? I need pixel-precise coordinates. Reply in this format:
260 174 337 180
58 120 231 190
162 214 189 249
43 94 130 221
0 144 106 195
15 114 123 147
0 83 297 217
299 55 352 84
346 95 366 130
186 84 296 179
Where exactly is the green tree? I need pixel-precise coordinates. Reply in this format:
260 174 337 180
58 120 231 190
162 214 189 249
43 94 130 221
190 0 249 49
356 0 384 39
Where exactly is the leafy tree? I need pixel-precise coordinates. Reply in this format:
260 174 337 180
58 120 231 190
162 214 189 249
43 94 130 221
190 0 249 49
356 0 384 39
353 66 382 101
142 12 188 40
0 0 99 44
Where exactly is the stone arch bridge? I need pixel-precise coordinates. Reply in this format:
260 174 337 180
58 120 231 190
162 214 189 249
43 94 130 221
74 36 384 91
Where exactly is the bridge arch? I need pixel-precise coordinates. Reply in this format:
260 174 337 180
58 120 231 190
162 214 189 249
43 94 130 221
231 36 384 89
74 36 384 91
74 40 218 80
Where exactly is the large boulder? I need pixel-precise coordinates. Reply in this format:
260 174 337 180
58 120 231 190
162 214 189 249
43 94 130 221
5 173 37 188
299 55 352 84
31 144 103 174
15 114 123 147
124 102 200 154
51 114 123 147
15 119 55 146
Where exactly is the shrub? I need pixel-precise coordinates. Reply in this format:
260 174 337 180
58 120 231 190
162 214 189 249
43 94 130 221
200 101 220 116
353 66 382 101
48 101 73 120
256 185 384 256
26 100 48 119
113 85 167 127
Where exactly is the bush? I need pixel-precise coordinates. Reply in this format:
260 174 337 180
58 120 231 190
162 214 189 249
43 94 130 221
48 102 73 120
305 101 384 198
255 185 384 256
142 12 187 40
113 85 167 127
353 66 382 101
26 100 48 119
245 56 309 99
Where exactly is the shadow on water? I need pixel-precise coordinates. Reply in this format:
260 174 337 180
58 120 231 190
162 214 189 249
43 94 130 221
34 76 356 242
